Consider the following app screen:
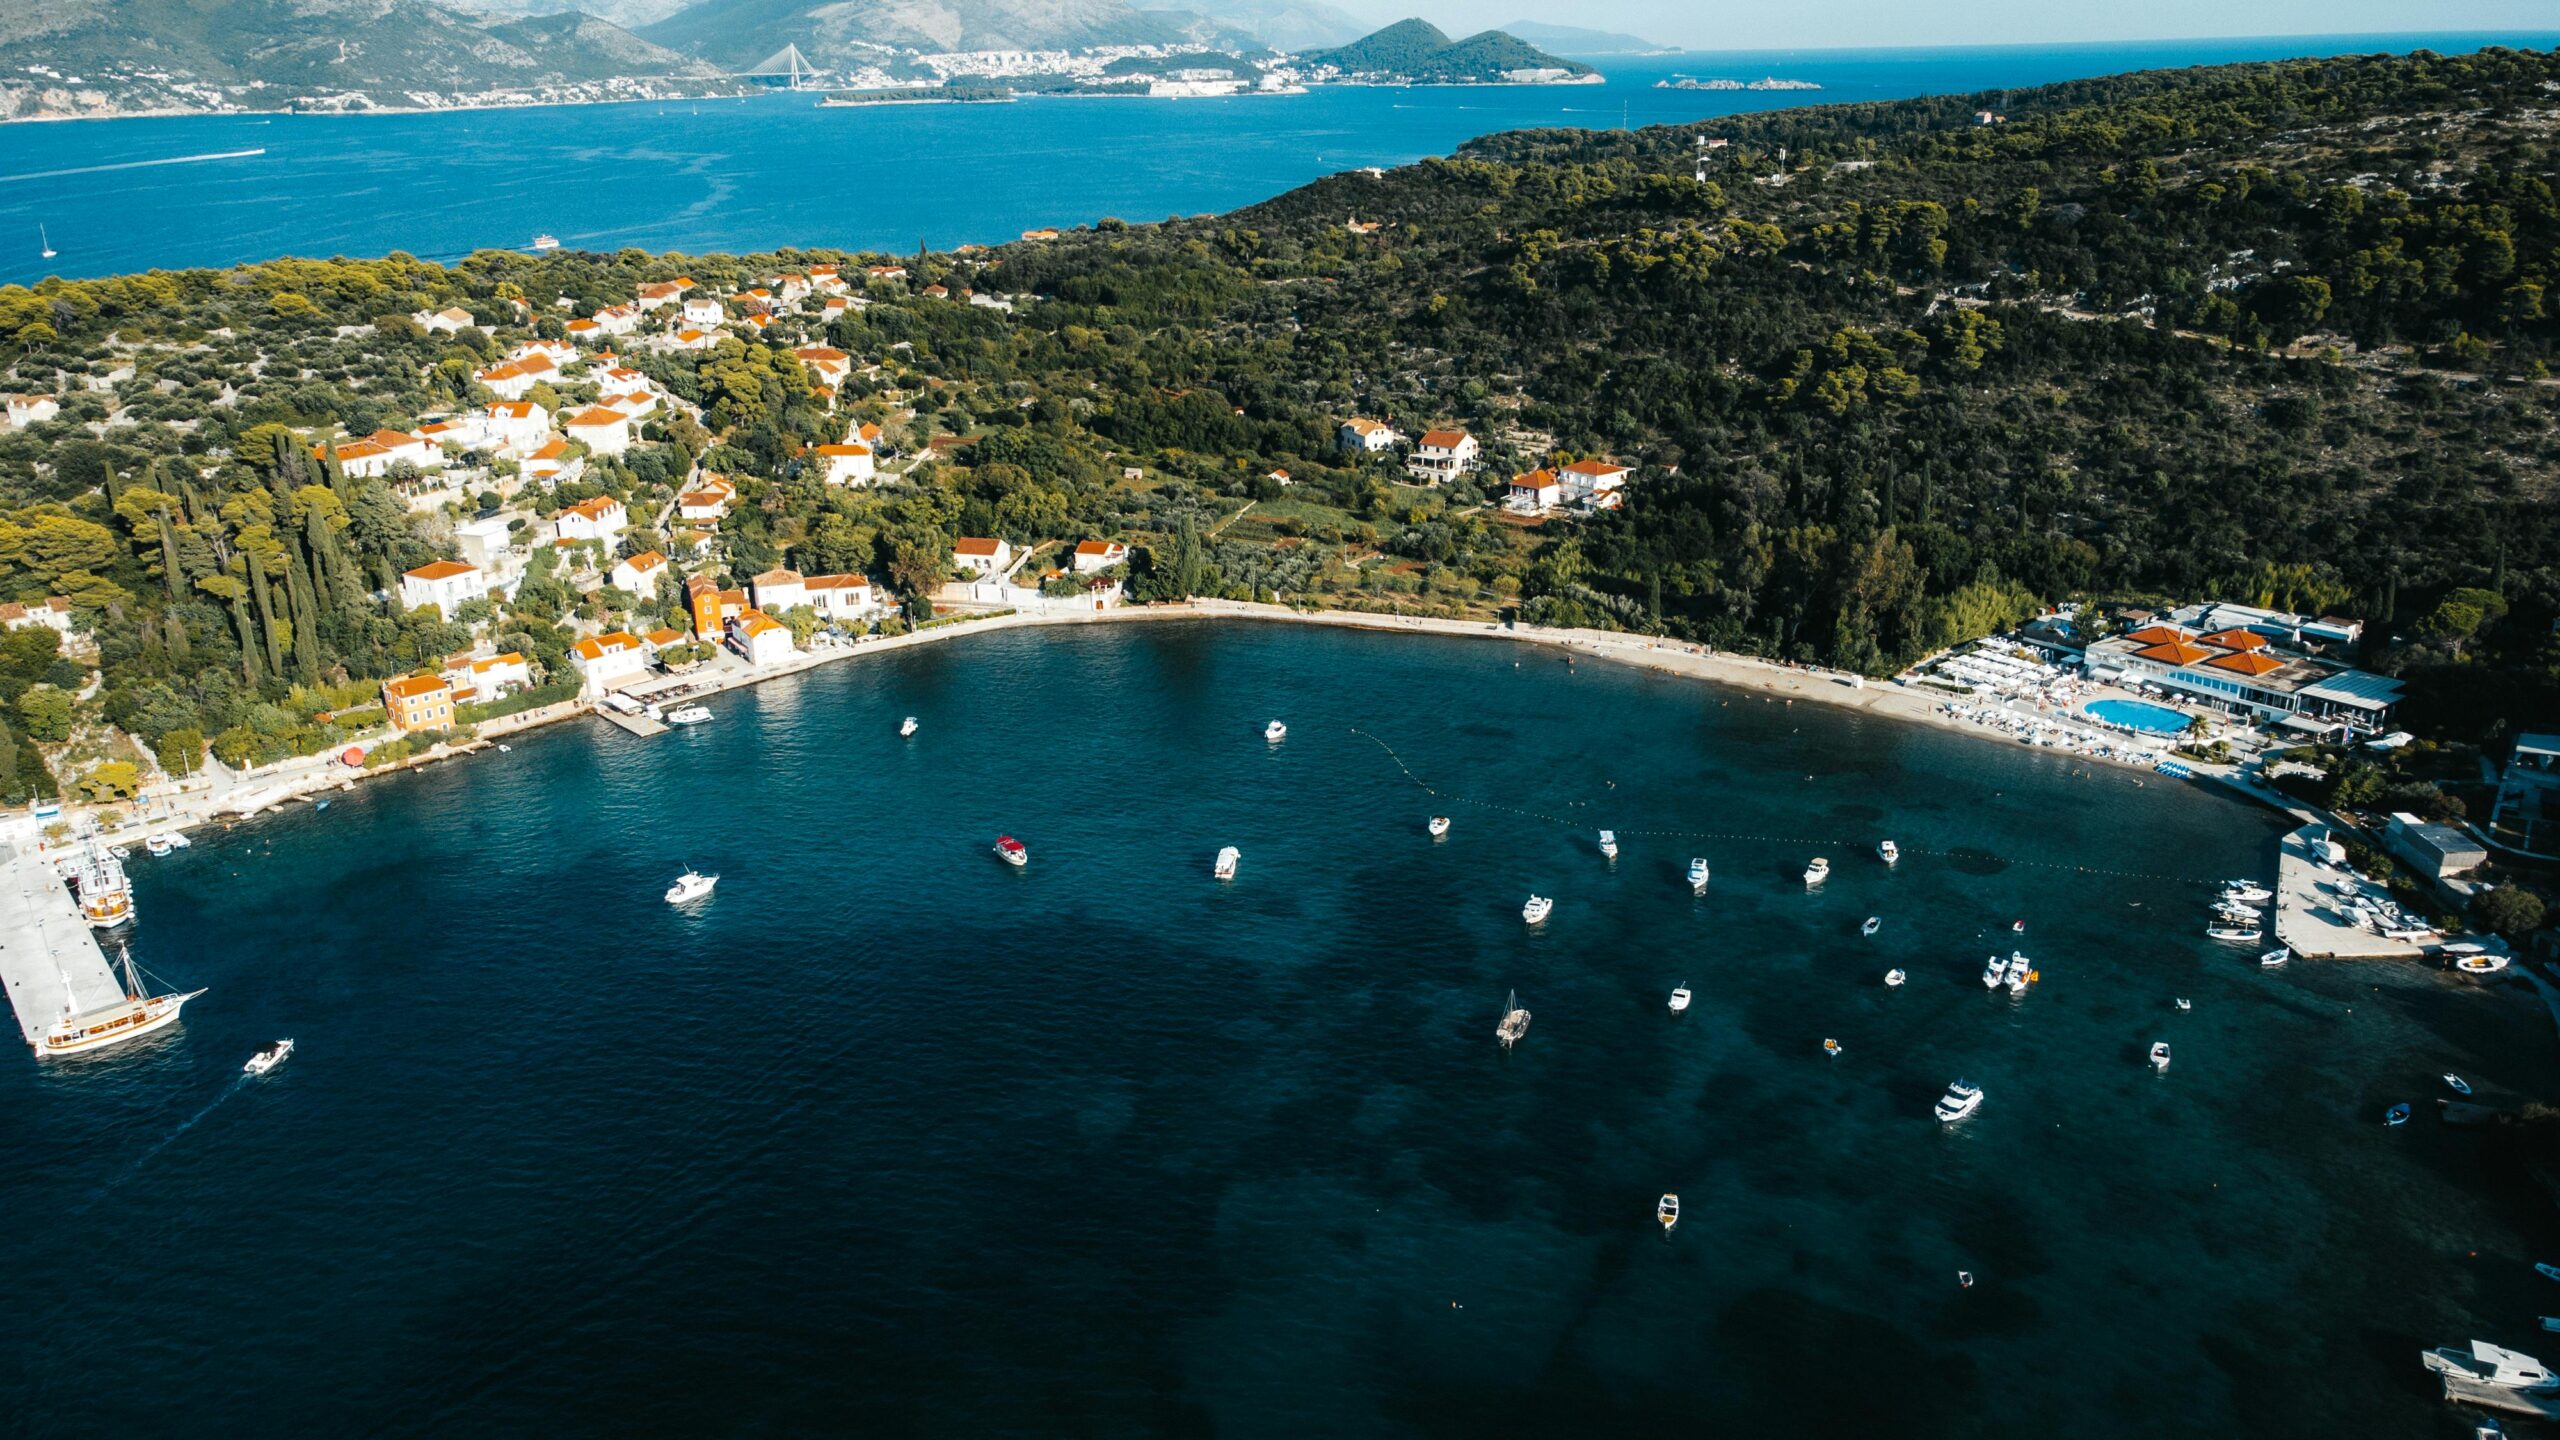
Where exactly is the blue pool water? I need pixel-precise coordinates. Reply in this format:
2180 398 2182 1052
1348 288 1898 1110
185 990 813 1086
2085 698 2196 734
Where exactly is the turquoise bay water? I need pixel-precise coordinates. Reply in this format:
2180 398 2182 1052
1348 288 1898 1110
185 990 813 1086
2 34 2555 283
2085 698 2196 734
0 622 2551 1435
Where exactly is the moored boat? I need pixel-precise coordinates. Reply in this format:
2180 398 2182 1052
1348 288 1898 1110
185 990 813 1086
1597 829 1618 861
36 946 204 1058
2445 1073 2472 1095
1884 968 1905 988
144 834 174 857
900 715 919 737
2149 1042 2171 1072
1428 815 1451 838
2386 1102 2412 1126
664 705 712 725
2258 947 2290 967
1522 894 1552 924
2207 922 2263 943
2539 1261 2560 1282
1981 954 2005 990
2222 880 2272 903
1804 857 1830 887
665 869 717 904
2456 951 2511 975
1667 986 1691 1014
1263 719 1287 742
1686 856 1709 891
244 1038 294 1076
1213 845 1240 880
2003 952 2032 995
1497 990 1530 1049
1656 1193 1679 1234
1861 916 1881 938
993 835 1028 868
1878 839 1899 866
2423 1339 2559 1393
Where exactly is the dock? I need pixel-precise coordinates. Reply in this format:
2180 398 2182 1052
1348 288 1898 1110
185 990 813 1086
0 842 125 1051
595 706 666 737
2270 823 2424 961
2443 1373 2560 1418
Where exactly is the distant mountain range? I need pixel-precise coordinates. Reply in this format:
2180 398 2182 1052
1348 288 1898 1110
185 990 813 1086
1147 0 1367 50
1501 20 1662 54
1 0 721 113
1296 18 1593 81
453 0 695 29
639 0 1244 68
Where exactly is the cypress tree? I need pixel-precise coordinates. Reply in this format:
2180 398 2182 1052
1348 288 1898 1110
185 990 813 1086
250 562 284 678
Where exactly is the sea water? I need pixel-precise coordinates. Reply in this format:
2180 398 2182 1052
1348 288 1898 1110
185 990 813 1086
2 34 2555 283
0 622 2546 1435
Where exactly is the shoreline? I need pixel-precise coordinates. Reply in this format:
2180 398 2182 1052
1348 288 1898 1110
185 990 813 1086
70 599 2290 854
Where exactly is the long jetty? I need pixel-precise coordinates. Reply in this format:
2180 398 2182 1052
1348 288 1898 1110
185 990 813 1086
0 842 124 1051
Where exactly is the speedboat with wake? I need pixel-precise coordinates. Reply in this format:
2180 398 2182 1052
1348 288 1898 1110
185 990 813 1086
244 1038 294 1076
1522 894 1552 925
1687 857 1709 891
1935 1079 1983 1122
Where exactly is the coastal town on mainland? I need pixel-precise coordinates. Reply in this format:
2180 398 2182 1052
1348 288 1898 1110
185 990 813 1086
1 238 2550 1064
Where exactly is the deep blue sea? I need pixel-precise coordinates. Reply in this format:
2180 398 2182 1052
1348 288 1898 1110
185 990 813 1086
1 32 2555 282
0 622 2552 1435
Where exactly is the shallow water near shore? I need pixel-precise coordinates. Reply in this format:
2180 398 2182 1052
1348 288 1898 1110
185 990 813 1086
0 621 2551 1435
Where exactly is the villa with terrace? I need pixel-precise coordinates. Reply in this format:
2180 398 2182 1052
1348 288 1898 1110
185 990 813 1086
2081 614 2401 736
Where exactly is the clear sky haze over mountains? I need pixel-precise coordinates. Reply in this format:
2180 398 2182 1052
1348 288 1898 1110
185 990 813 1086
1389 0 2560 51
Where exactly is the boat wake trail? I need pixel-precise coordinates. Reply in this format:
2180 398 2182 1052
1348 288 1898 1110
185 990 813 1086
1348 725 2226 886
79 1075 251 1210
0 148 268 185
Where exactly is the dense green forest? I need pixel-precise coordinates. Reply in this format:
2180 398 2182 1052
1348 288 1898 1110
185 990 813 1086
1 43 2556 805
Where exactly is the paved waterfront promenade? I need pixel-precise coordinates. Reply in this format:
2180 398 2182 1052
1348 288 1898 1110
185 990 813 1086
2270 824 2425 961
0 842 122 1050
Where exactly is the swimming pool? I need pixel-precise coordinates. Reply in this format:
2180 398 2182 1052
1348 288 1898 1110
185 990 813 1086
2084 698 2195 735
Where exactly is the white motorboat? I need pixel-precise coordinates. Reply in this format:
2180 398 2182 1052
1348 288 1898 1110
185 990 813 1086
1884 968 1905 988
2206 922 2263 943
994 835 1028 868
2149 1042 2171 1072
2212 898 2260 919
144 834 175 857
1935 1079 1983 1122
1213 846 1240 881
1656 1193 1679 1234
1667 986 1692 1014
1822 1037 1842 1057
2444 1073 2472 1095
497 743 512 752
1597 829 1618 861
2011 919 2026 933
1861 916 1881 938
2481 1415 2510 1440
2222 880 2272 903
531 233 561 251
1879 840 1900 866
2423 1340 2560 1393
243 1038 294 1076
664 705 712 726
1497 990 1530 1049
1428 815 1451 838
1981 954 2006 990
900 715 920 737
665 869 717 904
1686 857 1710 891
72 846 134 929
2456 952 2511 975
2258 947 2290 967
163 831 191 849
2004 952 2033 995
1804 857 1830 887
1263 719 1287 742
2176 998 2192 1011
1522 894 1553 925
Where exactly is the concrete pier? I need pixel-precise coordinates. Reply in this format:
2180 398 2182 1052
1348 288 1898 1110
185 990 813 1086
2271 824 2424 961
0 843 125 1051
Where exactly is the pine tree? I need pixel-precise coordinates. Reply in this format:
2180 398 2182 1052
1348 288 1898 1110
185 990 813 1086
249 561 284 679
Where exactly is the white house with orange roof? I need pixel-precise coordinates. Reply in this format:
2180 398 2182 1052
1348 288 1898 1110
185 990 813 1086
812 442 875 486
952 536 1013 577
677 476 735 523
1407 428 1478 483
400 559 488 620
770 273 812 304
793 346 852 391
680 296 724 327
866 264 908 281
596 365 654 404
1072 540 1127 574
821 296 855 320
442 650 532 703
611 550 668 595
664 328 718 354
0 597 75 636
1556 458 1630 511
636 278 691 311
1504 469 1564 515
725 608 795 665
809 265 847 295
555 496 627 545
569 631 650 695
751 568 880 622
513 339 578 369
590 303 642 337
522 435 574 485
476 355 555 401
1338 418 1400 454
482 401 552 455
562 405 633 457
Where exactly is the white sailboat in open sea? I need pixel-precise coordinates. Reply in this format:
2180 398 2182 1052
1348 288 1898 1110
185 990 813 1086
40 224 57 260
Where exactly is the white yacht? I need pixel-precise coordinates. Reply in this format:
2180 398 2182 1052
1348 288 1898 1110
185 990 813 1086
994 835 1028 868
1667 986 1692 1014
2004 952 2033 995
2259 947 2291 968
2424 1340 2560 1394
2206 921 2263 943
1597 830 1618 860
144 834 175 857
1428 816 1451 838
1522 894 1553 925
37 946 204 1058
1213 846 1240 881
2149 1042 2171 1072
1861 916 1881 938
1878 840 1900 866
1263 719 1287 742
1497 990 1530 1049
664 705 712 726
2175 998 2192 1011
1804 857 1830 887
531 233 561 251
2223 880 2273 903
665 869 718 904
2212 898 2260 921
900 716 920 737
1884 968 1906 988
73 847 133 929
1686 857 1710 891
1656 1193 1680 1234
244 1038 294 1076
1980 954 2006 990
1935 1079 1983 1122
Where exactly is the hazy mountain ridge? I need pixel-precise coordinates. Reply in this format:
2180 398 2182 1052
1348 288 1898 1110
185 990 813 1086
1501 19 1660 54
640 0 1201 67
1296 18 1594 80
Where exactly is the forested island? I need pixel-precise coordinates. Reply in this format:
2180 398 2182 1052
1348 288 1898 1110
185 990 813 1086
0 45 2554 808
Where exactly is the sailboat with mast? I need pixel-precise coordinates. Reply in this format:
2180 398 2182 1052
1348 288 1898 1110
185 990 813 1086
39 944 203 1057
40 224 57 260
1496 990 1530 1049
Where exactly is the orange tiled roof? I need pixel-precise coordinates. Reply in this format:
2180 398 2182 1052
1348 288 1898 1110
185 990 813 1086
384 673 449 700
2205 649 2285 677
404 560 476 581
2123 624 2190 646
1419 428 1469 448
2135 640 2214 666
2198 628 2268 651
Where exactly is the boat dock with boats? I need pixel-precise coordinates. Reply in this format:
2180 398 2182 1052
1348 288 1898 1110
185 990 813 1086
0 840 197 1056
